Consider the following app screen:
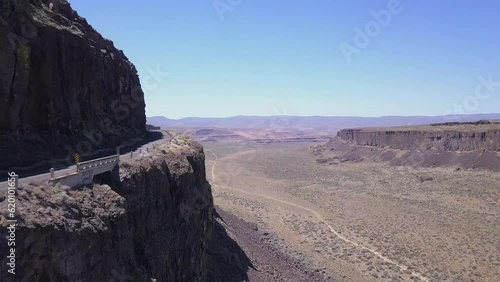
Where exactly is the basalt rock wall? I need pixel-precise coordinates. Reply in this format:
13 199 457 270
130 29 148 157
0 136 215 281
0 0 146 170
337 128 500 152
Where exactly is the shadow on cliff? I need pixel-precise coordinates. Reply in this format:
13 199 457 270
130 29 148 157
207 209 256 282
0 130 164 181
75 130 165 163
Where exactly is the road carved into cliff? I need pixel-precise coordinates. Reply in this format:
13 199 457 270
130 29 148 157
206 149 430 282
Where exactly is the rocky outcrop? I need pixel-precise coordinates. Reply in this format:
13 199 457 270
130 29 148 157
337 127 500 152
314 123 500 171
0 0 146 170
0 135 214 281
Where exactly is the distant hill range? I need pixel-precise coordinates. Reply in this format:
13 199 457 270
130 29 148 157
148 114 500 131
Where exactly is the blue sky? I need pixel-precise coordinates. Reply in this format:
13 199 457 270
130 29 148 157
69 0 500 118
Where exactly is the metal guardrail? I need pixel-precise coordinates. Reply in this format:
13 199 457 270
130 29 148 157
48 153 120 187
77 154 120 171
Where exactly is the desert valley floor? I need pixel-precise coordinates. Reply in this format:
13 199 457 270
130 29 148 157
203 141 500 282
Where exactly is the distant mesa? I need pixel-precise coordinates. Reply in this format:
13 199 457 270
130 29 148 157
430 120 496 126
314 120 500 171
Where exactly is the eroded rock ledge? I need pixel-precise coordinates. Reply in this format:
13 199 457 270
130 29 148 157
0 135 215 281
337 124 500 152
314 123 500 171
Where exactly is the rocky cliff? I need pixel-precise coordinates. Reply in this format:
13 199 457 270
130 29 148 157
314 123 500 171
0 0 146 170
337 125 500 152
0 134 215 281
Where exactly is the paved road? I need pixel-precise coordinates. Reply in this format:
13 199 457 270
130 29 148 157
0 131 173 193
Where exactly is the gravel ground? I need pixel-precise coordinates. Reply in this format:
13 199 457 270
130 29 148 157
213 206 328 282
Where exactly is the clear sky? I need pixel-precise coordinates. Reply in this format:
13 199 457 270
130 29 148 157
68 0 500 118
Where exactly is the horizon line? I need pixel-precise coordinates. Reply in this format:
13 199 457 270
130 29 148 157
147 113 500 120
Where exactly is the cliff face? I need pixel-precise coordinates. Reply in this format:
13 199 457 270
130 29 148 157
337 128 500 152
0 136 214 281
0 0 146 170
314 124 500 171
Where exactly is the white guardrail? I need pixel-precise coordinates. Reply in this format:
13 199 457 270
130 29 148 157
49 154 120 187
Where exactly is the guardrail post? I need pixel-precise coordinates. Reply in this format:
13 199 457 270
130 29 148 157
76 164 80 172
130 152 133 158
50 168 55 179
116 147 120 155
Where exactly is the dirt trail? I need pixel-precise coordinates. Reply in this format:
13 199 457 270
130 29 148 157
206 149 430 282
